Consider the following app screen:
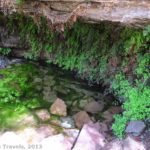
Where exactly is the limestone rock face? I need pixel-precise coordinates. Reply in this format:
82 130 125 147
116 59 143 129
0 0 150 28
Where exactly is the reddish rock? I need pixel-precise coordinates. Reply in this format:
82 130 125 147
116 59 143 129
50 98 67 116
73 111 92 129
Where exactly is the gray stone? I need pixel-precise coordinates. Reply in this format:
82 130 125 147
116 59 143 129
79 96 94 109
53 85 69 95
125 121 146 136
60 117 75 129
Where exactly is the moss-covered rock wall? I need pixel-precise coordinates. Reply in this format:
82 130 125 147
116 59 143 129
0 13 150 137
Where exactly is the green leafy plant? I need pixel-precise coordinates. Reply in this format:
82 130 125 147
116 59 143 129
0 47 11 55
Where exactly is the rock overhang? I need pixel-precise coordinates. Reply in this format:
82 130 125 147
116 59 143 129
0 0 150 28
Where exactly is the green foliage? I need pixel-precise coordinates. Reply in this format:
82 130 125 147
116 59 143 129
0 64 38 103
0 47 11 55
112 51 150 137
112 115 127 138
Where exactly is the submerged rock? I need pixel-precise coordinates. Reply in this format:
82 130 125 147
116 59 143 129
50 98 67 116
43 87 57 103
73 111 92 129
33 77 42 83
102 111 114 124
84 101 104 114
79 96 94 109
43 75 55 86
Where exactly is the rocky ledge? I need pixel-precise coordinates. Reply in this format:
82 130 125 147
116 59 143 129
0 0 150 28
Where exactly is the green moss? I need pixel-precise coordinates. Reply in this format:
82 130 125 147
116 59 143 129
0 103 28 130
0 63 39 103
0 63 44 129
